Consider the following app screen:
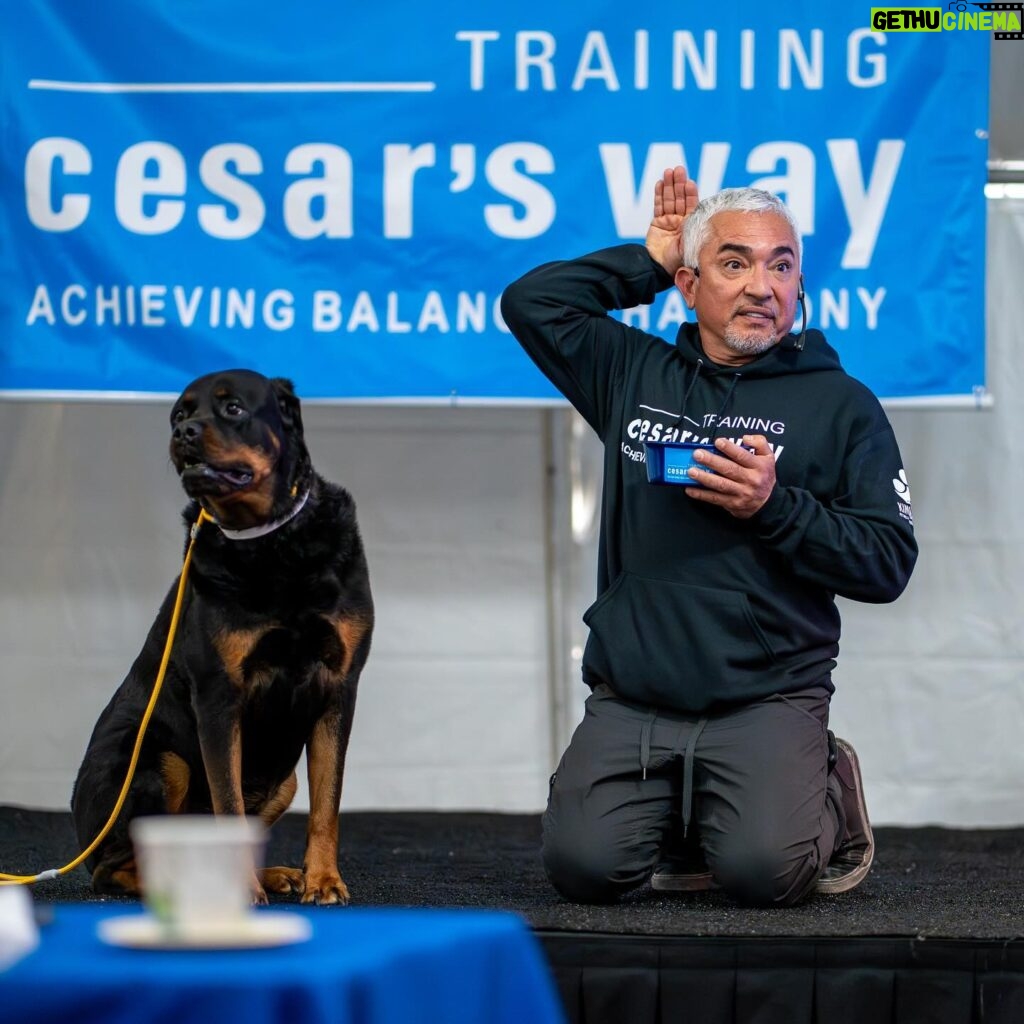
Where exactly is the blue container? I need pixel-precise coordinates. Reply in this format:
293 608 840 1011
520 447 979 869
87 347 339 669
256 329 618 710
643 440 718 486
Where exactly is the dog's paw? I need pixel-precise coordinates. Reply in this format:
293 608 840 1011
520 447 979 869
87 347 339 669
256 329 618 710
250 879 270 906
300 871 350 906
258 866 306 896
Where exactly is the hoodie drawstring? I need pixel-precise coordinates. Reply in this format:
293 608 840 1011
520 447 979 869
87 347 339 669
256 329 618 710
638 709 709 838
670 359 704 430
710 373 742 434
671 366 743 441
639 709 657 780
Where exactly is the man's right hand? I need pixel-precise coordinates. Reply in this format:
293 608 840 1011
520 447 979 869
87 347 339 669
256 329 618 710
646 166 698 277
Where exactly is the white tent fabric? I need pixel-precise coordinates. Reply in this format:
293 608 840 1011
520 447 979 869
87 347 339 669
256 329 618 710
0 198 1020 826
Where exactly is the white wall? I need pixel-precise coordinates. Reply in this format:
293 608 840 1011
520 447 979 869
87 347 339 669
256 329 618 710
1 199 1021 826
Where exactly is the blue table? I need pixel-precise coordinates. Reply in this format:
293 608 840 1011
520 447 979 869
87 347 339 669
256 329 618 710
0 904 565 1024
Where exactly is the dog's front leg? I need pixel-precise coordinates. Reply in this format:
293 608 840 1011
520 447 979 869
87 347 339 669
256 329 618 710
302 709 351 905
191 624 275 903
195 703 269 905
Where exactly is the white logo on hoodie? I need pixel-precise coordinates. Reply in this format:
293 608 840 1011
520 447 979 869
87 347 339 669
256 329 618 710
893 469 913 525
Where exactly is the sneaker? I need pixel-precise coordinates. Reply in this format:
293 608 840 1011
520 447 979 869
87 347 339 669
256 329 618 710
814 736 875 894
650 829 717 893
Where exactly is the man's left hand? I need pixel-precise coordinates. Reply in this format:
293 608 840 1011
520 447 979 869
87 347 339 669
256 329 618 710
685 435 776 519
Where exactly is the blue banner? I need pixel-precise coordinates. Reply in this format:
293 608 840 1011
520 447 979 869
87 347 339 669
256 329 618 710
0 1 990 401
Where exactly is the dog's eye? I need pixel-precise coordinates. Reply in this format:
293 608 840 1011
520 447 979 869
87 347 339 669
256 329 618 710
224 400 245 417
171 408 187 424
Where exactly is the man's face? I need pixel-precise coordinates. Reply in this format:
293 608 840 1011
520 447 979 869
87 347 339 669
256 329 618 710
676 210 801 366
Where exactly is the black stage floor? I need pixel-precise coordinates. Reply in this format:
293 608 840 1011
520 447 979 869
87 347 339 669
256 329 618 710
5 805 1024 1023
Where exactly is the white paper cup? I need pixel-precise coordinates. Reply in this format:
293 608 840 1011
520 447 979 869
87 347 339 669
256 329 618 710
131 815 267 937
0 887 40 969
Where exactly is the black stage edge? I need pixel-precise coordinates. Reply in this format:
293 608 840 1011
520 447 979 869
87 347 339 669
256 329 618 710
5 806 1024 1023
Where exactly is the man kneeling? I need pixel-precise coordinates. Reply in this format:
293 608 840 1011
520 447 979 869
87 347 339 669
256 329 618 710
500 168 917 906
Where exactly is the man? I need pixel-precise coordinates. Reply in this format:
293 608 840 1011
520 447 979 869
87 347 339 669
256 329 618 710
500 167 917 906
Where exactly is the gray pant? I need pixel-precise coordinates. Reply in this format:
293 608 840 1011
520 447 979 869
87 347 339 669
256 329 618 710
542 684 844 906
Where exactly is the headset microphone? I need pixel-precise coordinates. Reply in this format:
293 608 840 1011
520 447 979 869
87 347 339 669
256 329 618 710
790 274 807 351
781 276 807 351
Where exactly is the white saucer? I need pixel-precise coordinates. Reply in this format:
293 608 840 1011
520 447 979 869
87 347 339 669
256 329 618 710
97 911 312 950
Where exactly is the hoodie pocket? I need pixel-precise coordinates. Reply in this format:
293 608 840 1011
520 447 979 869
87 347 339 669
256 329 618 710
582 572 776 711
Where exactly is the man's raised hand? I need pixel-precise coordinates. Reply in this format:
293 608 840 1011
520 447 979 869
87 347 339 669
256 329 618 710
646 166 698 277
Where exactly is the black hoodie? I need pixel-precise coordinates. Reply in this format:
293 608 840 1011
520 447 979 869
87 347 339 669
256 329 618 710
502 244 918 713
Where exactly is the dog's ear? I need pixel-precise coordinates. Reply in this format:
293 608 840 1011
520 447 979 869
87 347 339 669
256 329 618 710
270 377 304 435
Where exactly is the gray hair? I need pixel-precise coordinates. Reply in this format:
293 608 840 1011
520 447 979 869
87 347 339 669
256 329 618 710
683 188 803 269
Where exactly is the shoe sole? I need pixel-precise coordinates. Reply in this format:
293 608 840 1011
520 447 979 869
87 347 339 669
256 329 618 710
814 737 874 895
651 871 718 893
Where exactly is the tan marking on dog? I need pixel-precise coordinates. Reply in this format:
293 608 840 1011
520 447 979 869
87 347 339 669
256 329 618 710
161 752 191 813
302 871 349 906
332 614 372 679
96 861 140 895
259 866 305 895
205 720 244 817
302 715 347 903
213 626 273 689
306 717 339 834
252 770 303 901
230 722 243 807
240 466 278 520
199 438 278 520
258 772 298 826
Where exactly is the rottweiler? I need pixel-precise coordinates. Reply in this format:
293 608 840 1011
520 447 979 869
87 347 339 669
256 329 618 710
71 369 373 904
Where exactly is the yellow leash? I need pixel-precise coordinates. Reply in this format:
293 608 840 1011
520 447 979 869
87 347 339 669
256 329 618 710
0 509 213 886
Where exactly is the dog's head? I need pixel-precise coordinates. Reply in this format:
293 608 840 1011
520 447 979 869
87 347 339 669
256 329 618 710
169 369 312 530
